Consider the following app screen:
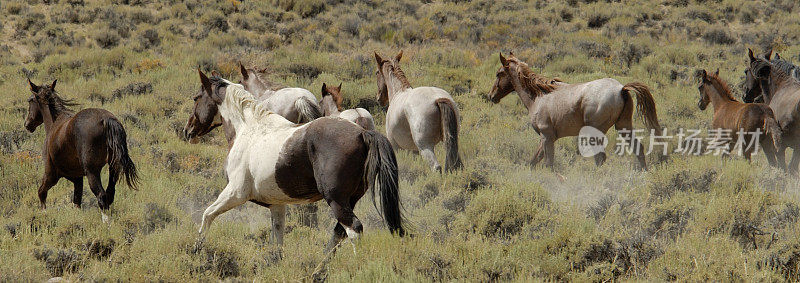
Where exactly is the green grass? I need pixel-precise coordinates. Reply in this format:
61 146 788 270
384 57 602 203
1 0 800 281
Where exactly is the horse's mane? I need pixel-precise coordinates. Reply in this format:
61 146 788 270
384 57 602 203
512 59 560 96
771 58 800 82
218 79 281 126
391 62 412 89
763 59 800 89
42 89 78 117
701 71 737 102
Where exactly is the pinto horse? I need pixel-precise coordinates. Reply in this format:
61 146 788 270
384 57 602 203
374 50 463 172
183 70 404 251
320 82 376 130
743 49 800 174
488 53 661 169
696 69 782 167
25 79 138 222
238 63 322 123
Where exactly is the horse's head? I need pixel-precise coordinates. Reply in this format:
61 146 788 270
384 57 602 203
374 51 403 107
743 48 772 103
487 53 515 103
238 62 267 95
695 69 718 110
321 82 343 111
24 79 57 132
183 69 226 144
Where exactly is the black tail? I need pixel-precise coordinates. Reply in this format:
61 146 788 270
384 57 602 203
104 117 139 190
362 130 404 236
436 98 463 172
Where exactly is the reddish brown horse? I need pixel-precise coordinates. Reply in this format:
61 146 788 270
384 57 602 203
25 79 138 222
696 69 782 167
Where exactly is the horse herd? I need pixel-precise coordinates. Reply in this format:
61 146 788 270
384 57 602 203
20 48 800 255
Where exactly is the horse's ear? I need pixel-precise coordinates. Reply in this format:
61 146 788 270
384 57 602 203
211 70 220 77
394 50 403 62
764 49 772 60
499 53 509 68
198 68 212 95
321 83 329 96
714 68 719 76
775 53 782 60
374 52 383 65
239 62 248 79
748 48 756 62
28 78 40 93
509 51 515 58
337 82 342 91
50 79 57 90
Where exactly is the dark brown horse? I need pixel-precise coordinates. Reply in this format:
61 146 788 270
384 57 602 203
696 69 782 167
744 49 800 174
183 70 404 254
25 79 138 222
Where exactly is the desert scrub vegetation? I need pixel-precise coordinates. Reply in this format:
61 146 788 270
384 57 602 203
2 0 800 281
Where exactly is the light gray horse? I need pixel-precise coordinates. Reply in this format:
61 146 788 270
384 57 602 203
374 51 463 172
239 63 322 123
320 82 375 130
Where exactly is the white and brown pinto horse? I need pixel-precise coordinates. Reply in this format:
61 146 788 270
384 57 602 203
374 51 463 172
183 70 404 251
488 53 661 169
239 63 322 123
320 82 376 130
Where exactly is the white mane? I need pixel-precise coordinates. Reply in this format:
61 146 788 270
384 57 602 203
220 82 294 129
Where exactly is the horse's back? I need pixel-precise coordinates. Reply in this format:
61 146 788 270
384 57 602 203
263 88 318 120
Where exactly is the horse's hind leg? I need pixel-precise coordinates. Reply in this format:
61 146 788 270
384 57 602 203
199 181 249 234
788 148 800 176
615 122 646 170
530 142 544 167
269 204 287 246
418 144 442 173
86 168 110 222
105 167 119 207
328 200 362 254
761 139 782 169
68 177 83 208
37 172 59 210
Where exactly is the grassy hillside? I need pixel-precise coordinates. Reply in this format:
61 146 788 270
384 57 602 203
2 0 800 281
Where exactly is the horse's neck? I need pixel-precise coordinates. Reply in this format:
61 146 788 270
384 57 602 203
386 74 411 103
707 88 736 112
321 96 340 116
222 119 236 150
39 104 64 136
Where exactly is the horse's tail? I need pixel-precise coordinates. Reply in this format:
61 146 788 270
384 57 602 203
361 130 404 236
295 96 322 123
622 82 662 135
436 98 463 172
104 117 139 190
764 114 783 150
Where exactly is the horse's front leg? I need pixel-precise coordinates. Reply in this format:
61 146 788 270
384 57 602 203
269 204 287 246
38 172 60 210
199 180 249 235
